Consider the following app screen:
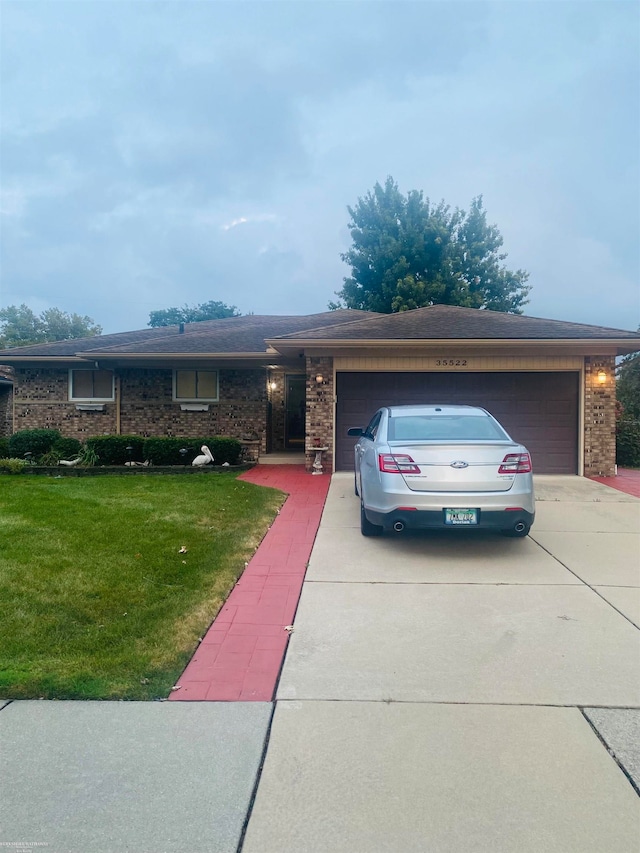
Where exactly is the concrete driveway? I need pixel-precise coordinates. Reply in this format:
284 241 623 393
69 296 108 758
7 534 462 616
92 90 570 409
243 474 640 852
1 474 638 853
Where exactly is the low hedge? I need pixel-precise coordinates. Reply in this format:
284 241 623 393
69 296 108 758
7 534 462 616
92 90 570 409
7 430 82 463
0 437 9 459
84 435 146 465
5 432 243 467
616 418 640 468
143 436 241 466
9 429 62 459
53 436 82 459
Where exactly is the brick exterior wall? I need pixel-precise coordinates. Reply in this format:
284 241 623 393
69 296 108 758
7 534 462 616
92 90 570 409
9 355 622 477
0 387 11 437
583 356 617 477
305 356 334 473
119 368 268 447
12 367 269 450
12 368 115 435
267 371 286 452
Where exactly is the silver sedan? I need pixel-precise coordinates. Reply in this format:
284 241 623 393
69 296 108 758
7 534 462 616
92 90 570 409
348 404 535 537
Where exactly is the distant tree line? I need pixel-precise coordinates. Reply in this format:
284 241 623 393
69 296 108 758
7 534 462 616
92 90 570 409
0 305 102 348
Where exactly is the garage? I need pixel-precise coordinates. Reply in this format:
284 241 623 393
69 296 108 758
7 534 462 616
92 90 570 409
335 371 579 475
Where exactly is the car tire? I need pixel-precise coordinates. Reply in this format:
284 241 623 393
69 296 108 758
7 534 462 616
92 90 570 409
361 500 383 537
354 474 359 496
501 524 531 538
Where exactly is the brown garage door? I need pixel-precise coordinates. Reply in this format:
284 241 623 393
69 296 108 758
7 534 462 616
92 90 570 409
335 372 579 475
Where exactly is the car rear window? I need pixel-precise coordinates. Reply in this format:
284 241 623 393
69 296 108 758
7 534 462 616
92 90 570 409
388 415 508 442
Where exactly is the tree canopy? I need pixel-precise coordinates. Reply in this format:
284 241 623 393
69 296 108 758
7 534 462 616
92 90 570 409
617 345 640 420
148 300 241 327
0 304 102 348
331 177 531 314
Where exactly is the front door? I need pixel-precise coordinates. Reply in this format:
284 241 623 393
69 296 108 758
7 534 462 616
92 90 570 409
285 375 306 449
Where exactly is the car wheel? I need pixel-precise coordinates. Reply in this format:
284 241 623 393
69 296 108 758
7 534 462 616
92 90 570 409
354 474 359 496
361 500 383 537
501 523 531 538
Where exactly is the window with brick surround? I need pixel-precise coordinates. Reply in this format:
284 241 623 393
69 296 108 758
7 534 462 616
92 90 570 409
173 369 219 402
69 369 114 401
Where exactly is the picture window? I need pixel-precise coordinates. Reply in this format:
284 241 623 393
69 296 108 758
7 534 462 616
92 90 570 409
69 369 114 401
173 370 219 402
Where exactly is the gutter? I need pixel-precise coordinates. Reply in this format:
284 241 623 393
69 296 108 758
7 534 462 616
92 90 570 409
266 337 640 357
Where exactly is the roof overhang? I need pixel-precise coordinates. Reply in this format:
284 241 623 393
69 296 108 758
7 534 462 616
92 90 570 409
266 337 640 358
0 356 92 367
78 352 301 370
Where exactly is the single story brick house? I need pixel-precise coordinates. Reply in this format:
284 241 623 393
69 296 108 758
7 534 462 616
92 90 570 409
2 305 639 476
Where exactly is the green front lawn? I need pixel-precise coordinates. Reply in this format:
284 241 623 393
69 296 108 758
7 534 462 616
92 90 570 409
0 472 284 700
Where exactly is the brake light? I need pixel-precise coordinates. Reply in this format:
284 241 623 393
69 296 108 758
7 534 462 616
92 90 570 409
379 454 421 474
498 453 532 474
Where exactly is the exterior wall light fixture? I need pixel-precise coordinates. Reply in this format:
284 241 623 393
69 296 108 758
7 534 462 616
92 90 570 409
315 374 324 384
597 369 607 384
269 381 277 391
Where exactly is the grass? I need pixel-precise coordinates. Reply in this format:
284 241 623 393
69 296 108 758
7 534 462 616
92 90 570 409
0 472 284 700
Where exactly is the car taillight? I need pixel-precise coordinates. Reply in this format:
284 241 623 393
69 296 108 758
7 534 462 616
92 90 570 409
378 454 421 474
498 453 532 474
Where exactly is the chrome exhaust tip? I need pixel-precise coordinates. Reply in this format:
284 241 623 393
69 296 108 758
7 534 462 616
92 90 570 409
393 521 405 532
514 521 527 533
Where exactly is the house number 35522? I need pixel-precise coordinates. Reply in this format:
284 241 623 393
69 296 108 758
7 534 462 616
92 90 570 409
435 359 468 367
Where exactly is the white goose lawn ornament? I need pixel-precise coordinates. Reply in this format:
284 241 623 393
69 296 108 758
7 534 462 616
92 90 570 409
192 445 214 467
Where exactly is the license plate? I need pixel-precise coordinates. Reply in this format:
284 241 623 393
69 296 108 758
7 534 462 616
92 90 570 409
445 508 478 525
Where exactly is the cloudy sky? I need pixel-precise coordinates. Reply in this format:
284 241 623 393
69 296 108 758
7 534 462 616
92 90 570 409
1 0 638 335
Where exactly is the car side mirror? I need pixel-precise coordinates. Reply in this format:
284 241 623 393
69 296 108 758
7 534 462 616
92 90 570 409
347 427 364 437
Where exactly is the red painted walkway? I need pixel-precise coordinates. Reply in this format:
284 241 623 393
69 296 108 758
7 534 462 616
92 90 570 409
169 466 330 701
590 467 640 499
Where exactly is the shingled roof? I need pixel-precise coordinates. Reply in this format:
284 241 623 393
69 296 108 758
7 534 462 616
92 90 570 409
1 306 637 363
0 311 375 359
269 305 640 342
80 311 376 356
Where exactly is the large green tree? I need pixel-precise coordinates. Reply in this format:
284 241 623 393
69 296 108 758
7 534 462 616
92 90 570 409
0 304 102 348
148 300 241 327
332 177 531 314
617 346 640 420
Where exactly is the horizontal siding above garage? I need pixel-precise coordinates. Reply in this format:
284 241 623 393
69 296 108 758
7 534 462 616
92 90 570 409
336 370 580 476
334 355 584 371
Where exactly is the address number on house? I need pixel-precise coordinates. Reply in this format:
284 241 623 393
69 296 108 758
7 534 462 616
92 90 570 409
435 359 468 367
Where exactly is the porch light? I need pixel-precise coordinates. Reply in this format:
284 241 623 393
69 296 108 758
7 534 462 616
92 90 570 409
269 381 277 390
315 374 324 384
597 369 607 384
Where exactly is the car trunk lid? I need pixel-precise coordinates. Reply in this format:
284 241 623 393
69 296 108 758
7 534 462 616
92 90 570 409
385 442 520 492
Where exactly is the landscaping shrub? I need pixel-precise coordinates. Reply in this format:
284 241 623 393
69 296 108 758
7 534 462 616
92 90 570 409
208 437 242 465
142 436 242 465
142 437 193 465
616 418 640 468
85 435 145 465
38 449 64 466
52 436 82 459
9 429 62 459
0 458 28 474
0 438 9 459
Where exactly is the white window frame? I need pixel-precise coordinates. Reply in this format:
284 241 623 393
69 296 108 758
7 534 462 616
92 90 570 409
68 368 115 402
172 369 219 403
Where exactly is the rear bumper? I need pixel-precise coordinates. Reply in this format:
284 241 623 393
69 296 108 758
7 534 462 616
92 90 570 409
365 506 535 533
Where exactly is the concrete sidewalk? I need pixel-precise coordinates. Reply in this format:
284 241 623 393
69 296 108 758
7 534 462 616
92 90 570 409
1 474 638 852
242 474 640 852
